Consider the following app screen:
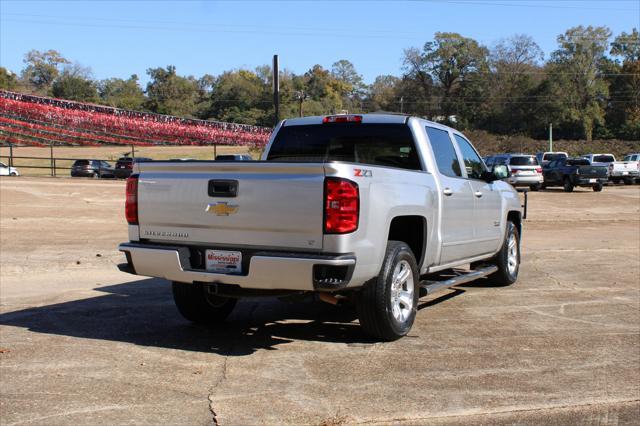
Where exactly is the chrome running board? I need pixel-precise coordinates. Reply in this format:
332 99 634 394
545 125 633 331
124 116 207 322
420 265 498 295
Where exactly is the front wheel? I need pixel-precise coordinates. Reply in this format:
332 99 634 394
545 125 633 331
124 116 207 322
356 241 419 341
593 183 603 192
172 282 237 325
485 221 520 286
9 172 17 176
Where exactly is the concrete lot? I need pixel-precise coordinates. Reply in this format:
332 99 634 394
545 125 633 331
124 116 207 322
1 177 639 425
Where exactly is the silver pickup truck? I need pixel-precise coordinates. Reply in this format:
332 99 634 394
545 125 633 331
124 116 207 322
118 114 523 340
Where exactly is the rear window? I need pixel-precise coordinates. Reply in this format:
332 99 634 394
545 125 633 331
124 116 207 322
267 123 422 171
593 155 615 163
567 159 590 166
509 156 538 166
544 153 567 161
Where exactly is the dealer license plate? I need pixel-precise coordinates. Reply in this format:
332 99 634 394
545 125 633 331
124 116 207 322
206 250 242 274
589 179 596 183
622 171 629 175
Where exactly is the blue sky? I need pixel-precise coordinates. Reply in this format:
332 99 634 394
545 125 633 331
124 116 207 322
1 0 638 85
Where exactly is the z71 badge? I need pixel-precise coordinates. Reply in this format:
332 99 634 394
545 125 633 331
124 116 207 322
354 168 372 177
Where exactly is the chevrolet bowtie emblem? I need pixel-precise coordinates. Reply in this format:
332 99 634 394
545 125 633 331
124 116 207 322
206 202 238 216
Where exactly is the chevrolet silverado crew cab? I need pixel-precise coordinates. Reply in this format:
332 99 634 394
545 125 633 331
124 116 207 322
118 114 523 340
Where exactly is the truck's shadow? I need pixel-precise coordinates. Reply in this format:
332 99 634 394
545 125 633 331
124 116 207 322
0 278 375 355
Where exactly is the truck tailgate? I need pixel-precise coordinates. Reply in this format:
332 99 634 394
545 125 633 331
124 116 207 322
136 162 325 250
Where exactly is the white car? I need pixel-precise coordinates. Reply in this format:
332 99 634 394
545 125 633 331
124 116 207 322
583 154 639 185
0 162 19 176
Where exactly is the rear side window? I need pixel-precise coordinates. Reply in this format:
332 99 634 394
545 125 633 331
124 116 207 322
426 127 461 178
267 123 421 171
567 159 589 166
509 156 538 166
73 160 89 166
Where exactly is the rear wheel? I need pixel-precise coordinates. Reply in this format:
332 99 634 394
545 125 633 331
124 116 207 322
529 184 541 191
593 183 603 192
623 178 633 185
612 178 620 184
563 178 574 192
356 241 419 341
9 172 17 176
486 221 520 286
172 282 237 325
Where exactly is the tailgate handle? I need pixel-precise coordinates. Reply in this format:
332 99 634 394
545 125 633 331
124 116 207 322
208 180 238 197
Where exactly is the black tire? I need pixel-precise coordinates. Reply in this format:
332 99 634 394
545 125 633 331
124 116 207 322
540 183 547 190
593 183 603 192
485 221 520 286
9 172 17 176
356 241 419 341
563 177 574 192
623 178 633 185
172 281 237 325
612 178 620 184
529 184 541 191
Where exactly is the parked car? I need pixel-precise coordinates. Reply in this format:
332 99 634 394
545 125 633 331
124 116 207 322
484 154 543 190
215 154 253 161
536 152 568 167
114 157 152 179
0 162 19 176
582 153 639 185
542 157 608 192
118 114 524 341
623 153 640 183
70 160 115 178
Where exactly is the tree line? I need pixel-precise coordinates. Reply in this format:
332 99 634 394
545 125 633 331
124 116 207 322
0 25 637 141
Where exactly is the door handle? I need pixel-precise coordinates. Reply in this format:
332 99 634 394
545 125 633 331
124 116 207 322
443 188 453 196
474 191 483 198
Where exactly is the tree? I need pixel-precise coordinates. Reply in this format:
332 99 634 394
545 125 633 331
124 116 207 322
485 35 545 134
367 75 401 112
331 59 365 109
145 66 200 117
51 64 98 102
206 69 271 125
403 33 489 125
98 75 146 110
21 49 69 93
607 29 640 139
0 67 18 90
549 26 612 141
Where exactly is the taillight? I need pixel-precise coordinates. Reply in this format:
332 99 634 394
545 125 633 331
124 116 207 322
323 115 362 124
535 167 542 173
126 163 133 169
324 177 359 234
125 175 139 225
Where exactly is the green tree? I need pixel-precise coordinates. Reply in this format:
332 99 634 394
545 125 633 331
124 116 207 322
549 25 612 141
0 67 18 90
21 49 69 93
367 75 401 112
404 33 489 126
606 29 640 139
207 69 271 125
485 34 545 134
51 64 98 102
145 65 200 117
98 75 146 110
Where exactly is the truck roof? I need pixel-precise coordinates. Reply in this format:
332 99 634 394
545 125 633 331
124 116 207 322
282 113 457 132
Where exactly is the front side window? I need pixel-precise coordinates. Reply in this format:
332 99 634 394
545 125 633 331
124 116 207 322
454 134 485 180
426 127 461 178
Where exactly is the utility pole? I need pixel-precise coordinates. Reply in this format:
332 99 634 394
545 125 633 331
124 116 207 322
8 143 13 168
549 123 553 152
273 54 280 125
295 91 307 117
400 96 404 113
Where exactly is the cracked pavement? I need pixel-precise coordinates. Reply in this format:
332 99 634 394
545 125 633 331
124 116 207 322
1 177 639 425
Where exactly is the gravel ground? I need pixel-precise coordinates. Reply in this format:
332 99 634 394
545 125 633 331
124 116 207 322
1 177 638 425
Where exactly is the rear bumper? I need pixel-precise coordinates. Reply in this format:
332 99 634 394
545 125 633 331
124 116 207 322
507 175 543 186
610 171 639 178
118 242 356 291
574 177 607 186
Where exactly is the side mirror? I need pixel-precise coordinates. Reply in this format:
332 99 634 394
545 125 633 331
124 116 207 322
493 165 510 179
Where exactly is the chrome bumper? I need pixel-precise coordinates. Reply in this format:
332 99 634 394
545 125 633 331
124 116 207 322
118 243 355 291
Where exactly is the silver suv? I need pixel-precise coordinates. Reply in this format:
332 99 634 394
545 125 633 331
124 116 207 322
484 154 543 191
